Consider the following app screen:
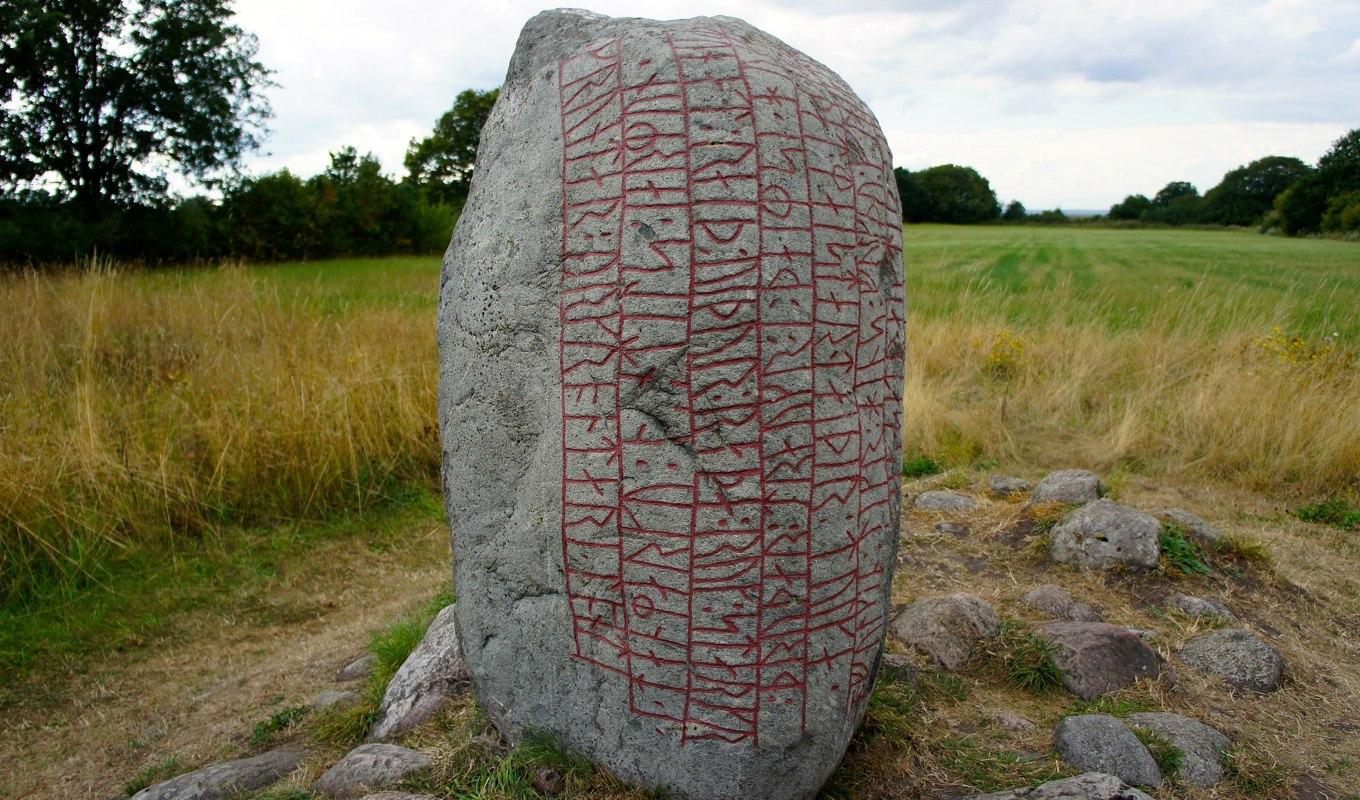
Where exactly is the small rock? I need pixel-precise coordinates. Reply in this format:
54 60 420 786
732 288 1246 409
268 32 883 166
891 593 1000 670
1036 622 1162 699
130 748 303 800
1030 469 1105 505
1156 508 1222 543
914 490 978 512
1179 628 1285 692
338 654 377 682
531 766 566 796
934 520 971 537
312 689 362 712
314 744 432 799
964 772 1154 800
1126 712 1231 788
996 711 1036 732
877 652 918 684
1022 585 1105 622
1049 499 1161 570
370 604 469 740
358 794 441 800
1054 715 1163 788
1168 594 1236 623
989 475 1032 498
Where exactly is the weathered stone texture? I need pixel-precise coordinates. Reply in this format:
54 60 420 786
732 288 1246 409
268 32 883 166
438 9 904 800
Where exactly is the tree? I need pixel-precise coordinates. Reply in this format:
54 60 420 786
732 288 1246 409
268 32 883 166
1143 181 1201 224
404 88 499 204
894 167 930 222
1200 156 1310 226
909 164 1000 224
1152 181 1199 208
1001 200 1027 221
0 0 272 216
1274 128 1360 234
1109 194 1152 220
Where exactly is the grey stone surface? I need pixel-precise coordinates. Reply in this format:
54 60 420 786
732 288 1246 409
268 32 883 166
313 689 362 712
338 654 377 682
129 748 302 800
877 652 918 684
370 604 468 740
891 593 999 670
1030 469 1105 505
988 475 1031 498
1054 715 1163 789
995 711 1036 732
914 490 978 512
1126 712 1231 788
437 10 905 800
1167 594 1236 623
965 772 1154 800
1022 584 1104 622
314 744 432 799
1036 622 1161 699
1049 499 1161 570
1156 508 1222 543
934 520 971 537
1179 628 1285 692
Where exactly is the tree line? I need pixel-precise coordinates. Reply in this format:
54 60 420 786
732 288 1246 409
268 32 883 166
895 127 1360 236
0 1 496 265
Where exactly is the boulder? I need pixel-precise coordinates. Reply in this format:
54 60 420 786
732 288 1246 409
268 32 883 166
891 593 1000 670
1049 499 1161 570
1167 594 1236 623
934 520 971 537
437 10 906 800
1156 508 1222 543
1022 584 1104 622
965 772 1154 800
1030 469 1104 505
876 652 918 684
130 748 302 800
369 604 468 740
314 744 432 799
1126 712 1231 788
1179 629 1284 692
338 654 378 682
988 475 1031 498
995 711 1036 732
1054 715 1163 789
914 490 978 512
1036 622 1161 699
313 689 362 712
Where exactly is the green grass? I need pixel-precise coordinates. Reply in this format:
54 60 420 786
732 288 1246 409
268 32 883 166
123 755 183 796
250 705 308 747
1132 727 1184 782
1160 523 1213 576
0 483 445 707
992 619 1064 693
905 225 1360 340
902 454 943 478
1296 497 1360 530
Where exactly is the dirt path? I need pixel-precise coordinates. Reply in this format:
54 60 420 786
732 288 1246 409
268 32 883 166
0 514 448 800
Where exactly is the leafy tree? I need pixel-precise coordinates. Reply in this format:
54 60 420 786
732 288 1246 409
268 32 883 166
1142 181 1201 224
0 0 272 216
1108 194 1152 220
404 88 499 204
1152 181 1199 208
894 167 930 222
1031 208 1069 224
1273 128 1360 234
1001 200 1027 221
1321 190 1360 234
909 164 1000 224
1200 156 1310 226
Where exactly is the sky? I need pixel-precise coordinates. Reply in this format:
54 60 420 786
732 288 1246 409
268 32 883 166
232 0 1360 211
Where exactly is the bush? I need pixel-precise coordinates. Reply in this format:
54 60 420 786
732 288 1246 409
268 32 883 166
899 164 1000 224
1321 190 1360 234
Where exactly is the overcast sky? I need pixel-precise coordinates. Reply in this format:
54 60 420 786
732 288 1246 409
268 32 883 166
233 0 1359 210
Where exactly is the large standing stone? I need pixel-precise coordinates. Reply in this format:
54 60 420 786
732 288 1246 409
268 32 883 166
438 10 905 800
1049 499 1161 570
370 604 469 740
130 748 302 800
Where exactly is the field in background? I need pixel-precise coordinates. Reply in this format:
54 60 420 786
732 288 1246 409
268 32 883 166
2 224 1357 614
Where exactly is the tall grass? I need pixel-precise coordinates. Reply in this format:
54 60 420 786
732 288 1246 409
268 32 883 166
0 263 438 603
2 227 1357 604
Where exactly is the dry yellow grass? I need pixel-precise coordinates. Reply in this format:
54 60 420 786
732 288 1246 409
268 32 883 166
0 263 438 601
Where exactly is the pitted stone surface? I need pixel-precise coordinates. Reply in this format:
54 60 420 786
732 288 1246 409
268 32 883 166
1167 594 1236 623
314 744 431 798
891 593 999 670
437 10 905 800
914 490 978 512
1049 499 1161 570
130 748 302 800
1126 712 1231 787
1054 715 1163 788
1179 628 1285 692
1037 622 1161 699
966 772 1154 800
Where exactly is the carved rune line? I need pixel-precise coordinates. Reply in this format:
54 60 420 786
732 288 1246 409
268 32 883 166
557 27 905 747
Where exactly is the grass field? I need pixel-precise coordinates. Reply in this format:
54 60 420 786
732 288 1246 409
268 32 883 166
2 223 1359 798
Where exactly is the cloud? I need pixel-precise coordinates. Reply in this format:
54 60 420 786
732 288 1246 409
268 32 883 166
230 0 1358 209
